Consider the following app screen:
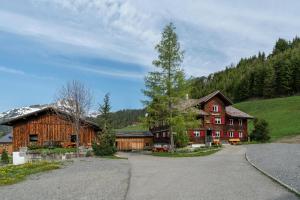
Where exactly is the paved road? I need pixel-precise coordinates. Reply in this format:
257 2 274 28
0 158 130 200
125 146 299 200
247 143 300 193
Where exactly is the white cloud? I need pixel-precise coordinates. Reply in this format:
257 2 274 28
1 0 300 77
0 65 54 80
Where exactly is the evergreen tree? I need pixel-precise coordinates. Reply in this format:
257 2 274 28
273 38 289 55
143 23 195 150
251 118 270 142
93 93 116 156
1 149 9 164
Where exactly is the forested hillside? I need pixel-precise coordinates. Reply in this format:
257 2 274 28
190 37 300 102
94 109 146 129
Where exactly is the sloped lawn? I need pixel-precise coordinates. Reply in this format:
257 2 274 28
0 161 61 185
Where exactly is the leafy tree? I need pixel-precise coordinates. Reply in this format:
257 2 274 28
1 149 9 164
93 93 116 156
143 23 194 150
251 118 270 142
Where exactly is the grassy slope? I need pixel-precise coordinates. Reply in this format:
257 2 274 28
115 123 147 132
234 95 300 140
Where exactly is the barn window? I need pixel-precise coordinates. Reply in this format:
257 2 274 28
229 119 234 125
229 131 234 138
145 143 150 147
239 131 243 138
71 135 77 142
213 105 218 112
29 134 38 142
215 117 221 124
238 119 243 126
194 131 200 137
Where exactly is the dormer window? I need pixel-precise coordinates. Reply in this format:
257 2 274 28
213 105 219 112
229 119 234 125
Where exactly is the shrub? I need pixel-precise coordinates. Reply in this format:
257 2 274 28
92 133 116 156
86 150 93 157
1 149 9 164
251 118 271 142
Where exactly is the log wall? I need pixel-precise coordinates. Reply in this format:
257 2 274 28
116 137 153 151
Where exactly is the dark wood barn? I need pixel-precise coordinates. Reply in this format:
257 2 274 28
0 107 100 151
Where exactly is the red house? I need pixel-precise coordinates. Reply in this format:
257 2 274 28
151 91 253 145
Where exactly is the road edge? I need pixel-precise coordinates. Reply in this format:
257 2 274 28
245 152 300 197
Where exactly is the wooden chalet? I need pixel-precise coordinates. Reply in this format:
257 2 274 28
151 91 253 145
0 107 100 151
116 131 153 151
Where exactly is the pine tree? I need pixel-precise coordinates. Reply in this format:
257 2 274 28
93 93 116 156
143 23 194 150
273 38 290 55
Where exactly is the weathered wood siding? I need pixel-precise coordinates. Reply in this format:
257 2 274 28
116 137 153 151
12 112 97 150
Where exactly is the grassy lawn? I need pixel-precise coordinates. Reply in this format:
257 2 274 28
0 161 61 186
115 123 147 132
152 147 221 157
234 95 300 140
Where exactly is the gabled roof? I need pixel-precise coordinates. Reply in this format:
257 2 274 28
198 90 233 106
116 131 153 138
225 106 254 119
0 106 99 129
0 133 12 143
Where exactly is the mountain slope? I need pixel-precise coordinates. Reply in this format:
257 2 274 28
234 95 300 140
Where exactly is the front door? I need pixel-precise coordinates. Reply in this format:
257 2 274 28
206 129 212 143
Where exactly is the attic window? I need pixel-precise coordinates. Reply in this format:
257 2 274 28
213 105 218 112
29 134 38 142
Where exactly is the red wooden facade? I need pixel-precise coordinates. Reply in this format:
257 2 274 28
1 108 99 151
151 91 253 145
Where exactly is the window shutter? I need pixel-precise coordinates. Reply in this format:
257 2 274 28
220 130 223 137
218 105 221 112
211 116 214 124
200 130 205 137
221 116 225 124
234 131 238 138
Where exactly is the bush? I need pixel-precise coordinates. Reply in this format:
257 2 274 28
1 149 9 164
92 133 116 156
251 118 271 142
86 150 93 157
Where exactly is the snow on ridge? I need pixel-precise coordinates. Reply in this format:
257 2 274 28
0 104 48 121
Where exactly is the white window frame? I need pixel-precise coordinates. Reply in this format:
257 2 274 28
239 119 243 126
215 131 220 138
156 133 159 138
229 119 234 125
239 131 243 138
229 131 234 138
194 131 200 137
215 117 221 124
213 105 219 112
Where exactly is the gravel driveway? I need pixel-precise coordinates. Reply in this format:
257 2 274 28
124 146 299 200
0 158 130 200
246 143 300 194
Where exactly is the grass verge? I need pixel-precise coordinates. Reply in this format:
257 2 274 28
152 148 221 157
0 161 61 186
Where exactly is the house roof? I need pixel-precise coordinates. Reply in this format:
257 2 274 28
225 106 254 119
198 90 233 106
0 106 99 129
0 133 12 143
116 131 153 138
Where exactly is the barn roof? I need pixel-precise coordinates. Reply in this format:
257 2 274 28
225 106 254 119
0 106 99 129
0 133 12 143
116 131 153 138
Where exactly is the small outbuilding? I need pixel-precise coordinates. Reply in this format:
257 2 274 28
116 131 153 151
0 132 13 154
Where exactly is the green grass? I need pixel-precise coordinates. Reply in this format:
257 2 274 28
152 147 221 157
115 123 147 132
0 161 61 185
234 95 300 140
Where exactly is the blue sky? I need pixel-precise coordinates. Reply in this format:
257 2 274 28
0 0 300 112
